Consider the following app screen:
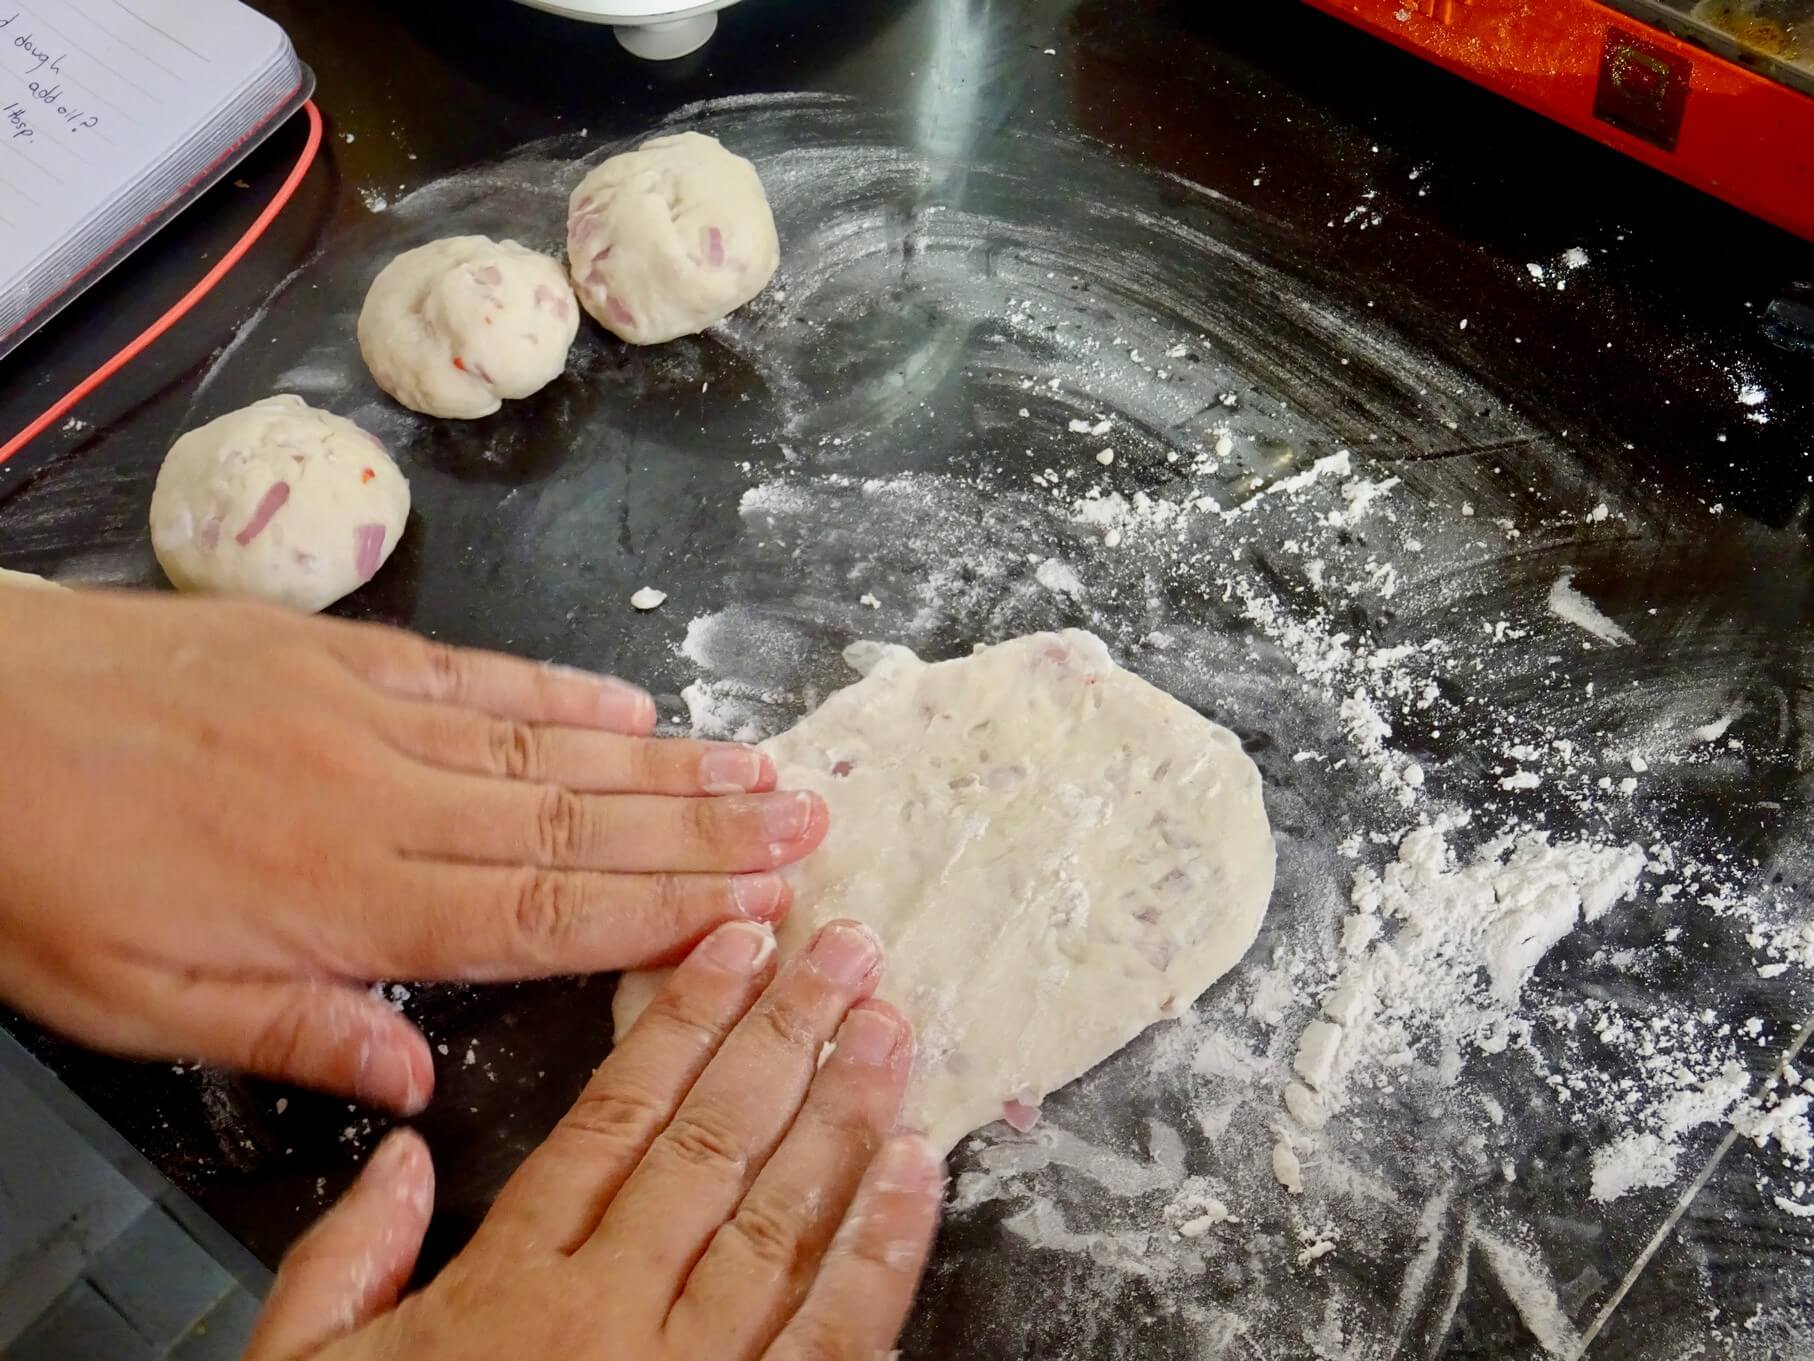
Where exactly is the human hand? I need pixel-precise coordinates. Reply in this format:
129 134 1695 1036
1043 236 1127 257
243 919 942 1361
0 586 828 1112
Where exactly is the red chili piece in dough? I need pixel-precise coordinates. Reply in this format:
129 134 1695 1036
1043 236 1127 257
234 482 291 546
703 225 725 267
361 467 375 484
452 356 467 371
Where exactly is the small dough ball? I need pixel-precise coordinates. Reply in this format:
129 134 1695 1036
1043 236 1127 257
0 567 59 589
567 131 779 345
358 236 581 419
149 396 410 613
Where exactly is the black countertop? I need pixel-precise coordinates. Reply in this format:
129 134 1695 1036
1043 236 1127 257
3 2 1812 1357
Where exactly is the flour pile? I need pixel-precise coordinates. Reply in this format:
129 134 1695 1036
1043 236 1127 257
1282 822 1648 1137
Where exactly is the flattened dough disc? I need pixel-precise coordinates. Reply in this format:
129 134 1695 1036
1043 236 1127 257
0 568 59 589
615 629 1276 1153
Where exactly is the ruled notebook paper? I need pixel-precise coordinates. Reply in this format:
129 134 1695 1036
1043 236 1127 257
0 0 301 346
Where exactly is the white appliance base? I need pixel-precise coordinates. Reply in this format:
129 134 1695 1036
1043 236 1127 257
616 12 718 58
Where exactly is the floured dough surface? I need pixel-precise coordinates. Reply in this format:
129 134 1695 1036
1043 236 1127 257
358 235 580 419
149 396 410 613
0 568 58 589
616 629 1276 1153
566 131 779 345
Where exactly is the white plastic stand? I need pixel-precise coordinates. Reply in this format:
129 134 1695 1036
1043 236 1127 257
615 12 719 59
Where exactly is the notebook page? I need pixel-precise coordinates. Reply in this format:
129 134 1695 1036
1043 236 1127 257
0 0 286 286
13 56 298 339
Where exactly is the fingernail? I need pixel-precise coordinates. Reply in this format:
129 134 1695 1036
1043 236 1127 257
356 1044 418 1113
760 790 815 844
365 1127 418 1180
699 921 776 974
400 1045 433 1116
731 873 787 923
873 1133 942 1194
598 676 656 729
365 1131 435 1219
699 746 766 795
808 919 881 986
837 1006 900 1065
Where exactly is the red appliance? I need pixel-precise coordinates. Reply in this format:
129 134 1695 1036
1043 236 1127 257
1300 0 1814 241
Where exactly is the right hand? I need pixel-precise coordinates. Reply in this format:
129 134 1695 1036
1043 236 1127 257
243 919 943 1361
0 585 828 1112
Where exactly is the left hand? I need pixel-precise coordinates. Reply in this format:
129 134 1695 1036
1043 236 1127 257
0 586 828 1113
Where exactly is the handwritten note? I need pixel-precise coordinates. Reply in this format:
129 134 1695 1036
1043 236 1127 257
0 0 291 321
2 19 101 139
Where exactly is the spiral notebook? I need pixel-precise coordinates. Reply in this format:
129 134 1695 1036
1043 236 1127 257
0 0 311 360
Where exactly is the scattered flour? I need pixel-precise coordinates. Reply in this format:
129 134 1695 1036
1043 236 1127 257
1728 367 1772 424
1277 822 1645 1144
1694 712 1737 742
1034 557 1084 597
1273 1141 1305 1195
1589 1132 1679 1202
683 418 1808 1348
640 99 1813 1354
1589 1059 1752 1203
1472 1226 1584 1357
121 91 1814 1357
1546 572 1634 647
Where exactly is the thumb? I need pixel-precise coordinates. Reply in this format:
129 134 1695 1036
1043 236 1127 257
6 957 436 1114
244 1128 436 1361
104 962 437 1115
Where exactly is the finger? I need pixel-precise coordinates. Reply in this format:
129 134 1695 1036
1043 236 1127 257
243 1129 435 1361
80 958 435 1113
763 1135 943 1361
323 864 789 981
319 618 657 734
473 922 778 1255
586 920 883 1291
400 781 829 874
669 1001 913 1358
383 705 777 796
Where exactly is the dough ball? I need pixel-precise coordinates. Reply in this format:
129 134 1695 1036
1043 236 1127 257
0 567 59 589
358 236 581 419
149 396 410 613
566 131 779 345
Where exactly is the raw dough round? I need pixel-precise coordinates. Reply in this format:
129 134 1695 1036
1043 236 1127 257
566 131 779 345
0 567 58 589
357 236 581 419
149 396 410 613
616 629 1276 1154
